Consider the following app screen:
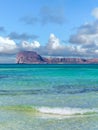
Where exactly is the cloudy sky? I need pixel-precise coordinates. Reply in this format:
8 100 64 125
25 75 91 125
1 0 98 63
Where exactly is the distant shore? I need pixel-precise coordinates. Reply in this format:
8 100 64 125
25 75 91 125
16 51 98 64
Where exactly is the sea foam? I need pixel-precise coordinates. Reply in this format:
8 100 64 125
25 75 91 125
37 107 98 116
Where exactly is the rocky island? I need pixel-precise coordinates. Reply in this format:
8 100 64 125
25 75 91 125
16 51 98 64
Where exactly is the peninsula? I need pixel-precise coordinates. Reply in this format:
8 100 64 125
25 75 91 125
16 51 98 64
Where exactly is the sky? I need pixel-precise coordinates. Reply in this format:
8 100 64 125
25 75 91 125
1 0 98 63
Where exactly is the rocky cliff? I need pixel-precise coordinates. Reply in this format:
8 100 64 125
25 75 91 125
16 51 98 64
16 51 45 64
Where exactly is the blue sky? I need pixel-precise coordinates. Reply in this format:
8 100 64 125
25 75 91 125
0 0 98 62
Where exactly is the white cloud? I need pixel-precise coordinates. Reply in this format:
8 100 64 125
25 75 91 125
34 33 94 57
70 33 98 46
0 34 87 58
92 7 98 19
21 40 40 50
68 7 98 58
2 22 98 63
36 34 81 57
47 33 64 49
0 36 17 53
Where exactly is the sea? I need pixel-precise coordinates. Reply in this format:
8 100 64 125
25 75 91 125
0 64 98 130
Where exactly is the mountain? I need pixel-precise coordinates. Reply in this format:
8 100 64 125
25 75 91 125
16 51 45 64
16 51 98 64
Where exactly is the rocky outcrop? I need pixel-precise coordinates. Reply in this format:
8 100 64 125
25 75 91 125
16 51 98 64
16 51 45 64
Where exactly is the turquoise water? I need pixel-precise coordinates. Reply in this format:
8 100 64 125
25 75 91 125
0 64 98 130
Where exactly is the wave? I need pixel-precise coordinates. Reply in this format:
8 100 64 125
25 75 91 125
37 107 98 116
1 105 98 117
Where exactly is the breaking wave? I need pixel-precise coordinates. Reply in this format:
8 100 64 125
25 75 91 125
37 107 98 116
1 105 98 117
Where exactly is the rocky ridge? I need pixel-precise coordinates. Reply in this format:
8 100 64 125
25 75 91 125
16 51 98 64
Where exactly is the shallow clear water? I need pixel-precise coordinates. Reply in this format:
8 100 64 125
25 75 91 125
0 64 98 130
